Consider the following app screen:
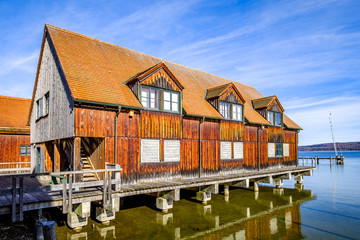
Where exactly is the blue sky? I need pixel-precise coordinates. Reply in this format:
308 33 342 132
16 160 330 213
0 0 359 146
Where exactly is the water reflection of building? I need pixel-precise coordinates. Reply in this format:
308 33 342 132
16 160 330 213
178 188 313 240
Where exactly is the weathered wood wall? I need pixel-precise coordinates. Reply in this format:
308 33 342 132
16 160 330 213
73 106 298 184
31 36 75 145
0 134 31 168
220 120 245 173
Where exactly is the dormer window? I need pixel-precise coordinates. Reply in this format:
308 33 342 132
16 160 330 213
219 101 243 121
267 111 282 126
232 104 243 121
252 96 284 127
141 86 159 109
164 90 179 113
206 83 245 122
126 62 184 114
220 101 230 119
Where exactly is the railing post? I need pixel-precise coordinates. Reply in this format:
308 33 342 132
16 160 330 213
103 171 108 208
107 171 112 205
68 174 73 213
11 177 17 222
62 174 67 214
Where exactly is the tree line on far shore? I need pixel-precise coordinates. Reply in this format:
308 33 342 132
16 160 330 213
299 142 360 151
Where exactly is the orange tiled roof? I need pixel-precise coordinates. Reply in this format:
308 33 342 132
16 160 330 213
0 96 31 134
31 24 300 129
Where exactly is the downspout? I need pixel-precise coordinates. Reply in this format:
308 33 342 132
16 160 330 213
199 116 205 178
295 130 298 167
114 106 121 166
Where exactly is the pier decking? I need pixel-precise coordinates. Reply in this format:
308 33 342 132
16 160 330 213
0 166 314 227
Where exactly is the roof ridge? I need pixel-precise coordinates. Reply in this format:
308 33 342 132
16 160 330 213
45 24 255 90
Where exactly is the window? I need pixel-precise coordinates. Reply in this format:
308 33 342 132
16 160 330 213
232 104 243 121
37 98 43 119
268 143 275 158
283 143 289 157
220 101 243 121
141 87 159 109
267 111 282 126
163 90 179 113
44 92 49 116
164 140 180 162
275 112 282 126
276 143 283 157
267 111 274 125
20 145 31 156
36 92 50 120
220 141 232 159
233 142 243 159
220 102 230 119
141 139 160 163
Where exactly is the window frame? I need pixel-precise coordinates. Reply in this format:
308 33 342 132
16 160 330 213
141 86 160 110
163 90 180 113
267 110 282 127
276 143 283 157
219 101 243 122
20 145 31 157
44 92 49 117
140 139 160 163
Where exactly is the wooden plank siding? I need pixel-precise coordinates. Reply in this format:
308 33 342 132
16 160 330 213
73 106 298 185
200 119 220 177
220 120 246 173
0 134 31 169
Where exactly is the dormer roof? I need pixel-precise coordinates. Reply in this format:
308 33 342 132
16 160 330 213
125 62 184 91
252 96 284 113
206 83 245 104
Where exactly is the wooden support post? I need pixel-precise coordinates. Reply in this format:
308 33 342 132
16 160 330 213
69 174 73 213
62 174 67 214
107 171 112 206
11 177 16 223
54 140 61 172
74 137 81 182
19 177 24 222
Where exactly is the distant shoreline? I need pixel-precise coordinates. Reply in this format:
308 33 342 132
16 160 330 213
299 141 360 151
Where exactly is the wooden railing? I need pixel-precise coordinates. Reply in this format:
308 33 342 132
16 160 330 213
0 162 31 173
0 168 122 223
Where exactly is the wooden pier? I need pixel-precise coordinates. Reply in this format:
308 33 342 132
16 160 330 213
300 155 344 166
0 166 314 229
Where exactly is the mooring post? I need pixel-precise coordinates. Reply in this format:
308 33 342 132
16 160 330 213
302 157 304 166
11 177 16 223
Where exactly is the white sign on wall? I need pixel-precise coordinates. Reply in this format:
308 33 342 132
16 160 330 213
233 142 243 159
268 143 275 158
221 141 232 160
141 139 160 163
164 140 180 162
283 143 290 157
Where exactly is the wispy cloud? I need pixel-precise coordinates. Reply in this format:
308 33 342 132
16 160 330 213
0 52 38 77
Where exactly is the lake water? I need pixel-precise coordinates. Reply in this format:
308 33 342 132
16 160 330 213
57 151 360 240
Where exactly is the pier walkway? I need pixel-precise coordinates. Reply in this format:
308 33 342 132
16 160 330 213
0 166 314 228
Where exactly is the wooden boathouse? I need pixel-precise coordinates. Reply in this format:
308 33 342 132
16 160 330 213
0 24 314 229
0 96 31 173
